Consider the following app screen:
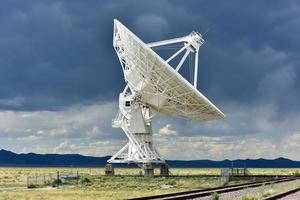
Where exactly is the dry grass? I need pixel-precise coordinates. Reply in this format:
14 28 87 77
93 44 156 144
0 167 299 200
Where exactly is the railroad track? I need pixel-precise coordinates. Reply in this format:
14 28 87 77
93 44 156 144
129 177 299 200
263 186 300 200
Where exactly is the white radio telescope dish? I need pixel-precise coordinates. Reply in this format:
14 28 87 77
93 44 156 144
108 19 224 166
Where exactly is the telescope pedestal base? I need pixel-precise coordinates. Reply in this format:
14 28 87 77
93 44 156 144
143 163 154 178
160 163 169 176
105 163 114 176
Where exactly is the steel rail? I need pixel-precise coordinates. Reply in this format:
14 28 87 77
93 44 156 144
263 186 300 200
129 177 298 200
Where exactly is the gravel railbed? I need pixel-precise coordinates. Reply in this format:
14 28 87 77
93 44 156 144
196 179 300 200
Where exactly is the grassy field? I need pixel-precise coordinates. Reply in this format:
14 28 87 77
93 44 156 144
0 167 299 200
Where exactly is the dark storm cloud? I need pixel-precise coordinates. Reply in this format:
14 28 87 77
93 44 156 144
1 0 300 159
0 0 122 110
0 0 299 114
166 0 300 112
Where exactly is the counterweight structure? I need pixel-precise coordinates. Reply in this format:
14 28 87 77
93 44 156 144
108 20 225 165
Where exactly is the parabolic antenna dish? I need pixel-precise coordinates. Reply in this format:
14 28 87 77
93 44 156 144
113 20 224 121
108 19 225 168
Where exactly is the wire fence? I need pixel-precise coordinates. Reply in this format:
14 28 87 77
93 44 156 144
220 168 251 186
220 168 230 186
27 171 80 188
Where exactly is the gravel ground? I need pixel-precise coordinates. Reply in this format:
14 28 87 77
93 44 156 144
0 185 74 191
280 190 300 200
196 179 300 200
0 186 27 191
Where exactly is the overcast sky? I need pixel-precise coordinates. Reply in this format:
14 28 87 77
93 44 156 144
0 0 300 160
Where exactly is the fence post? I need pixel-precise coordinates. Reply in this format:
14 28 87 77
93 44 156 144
77 171 79 185
57 171 60 188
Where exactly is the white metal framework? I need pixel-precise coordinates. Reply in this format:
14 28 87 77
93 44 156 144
108 20 225 164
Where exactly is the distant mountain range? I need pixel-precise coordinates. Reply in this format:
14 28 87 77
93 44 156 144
1 149 300 168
